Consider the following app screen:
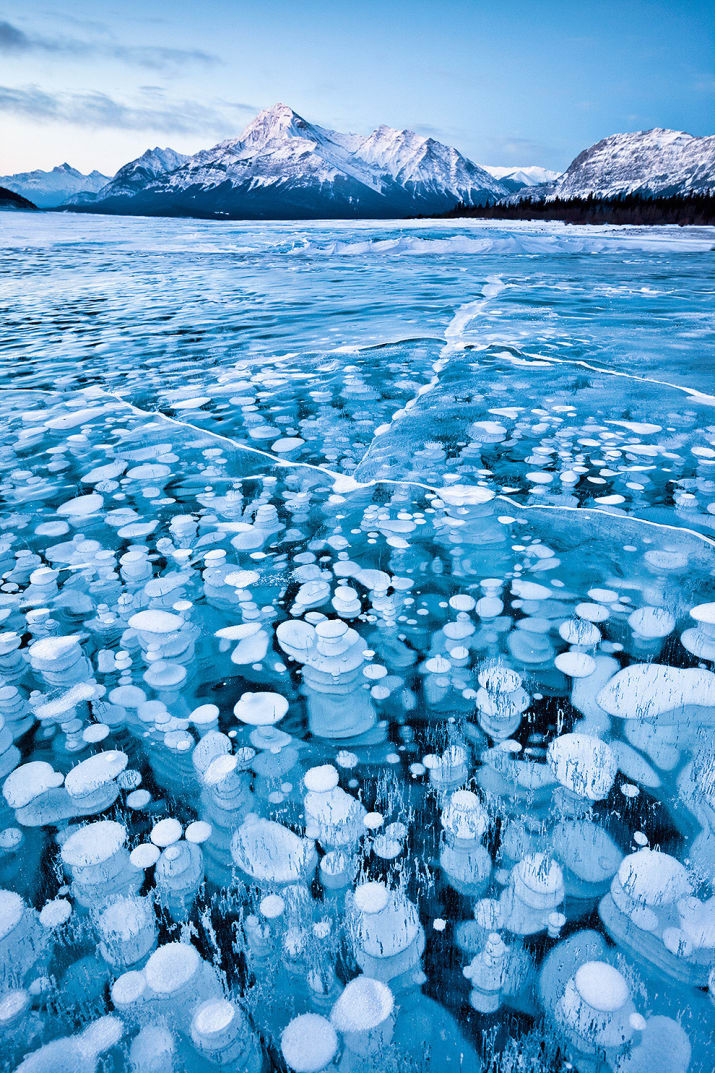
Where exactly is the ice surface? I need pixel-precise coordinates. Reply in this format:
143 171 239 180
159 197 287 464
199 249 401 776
0 214 712 1072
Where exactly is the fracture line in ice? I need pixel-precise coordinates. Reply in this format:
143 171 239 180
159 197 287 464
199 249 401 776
354 276 506 471
94 389 715 551
482 345 715 407
495 496 715 550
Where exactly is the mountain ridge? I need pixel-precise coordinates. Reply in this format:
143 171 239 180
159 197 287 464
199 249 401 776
10 111 710 220
64 103 509 219
547 128 715 201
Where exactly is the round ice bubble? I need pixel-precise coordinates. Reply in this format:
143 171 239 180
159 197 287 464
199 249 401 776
144 942 200 995
233 692 289 725
130 844 161 870
616 849 691 906
150 818 182 848
330 975 394 1033
547 733 617 800
64 751 128 799
61 820 126 868
354 881 390 915
281 1013 338 1073
574 961 629 1012
128 610 184 635
304 765 339 793
0 889 24 940
3 762 63 809
628 606 675 639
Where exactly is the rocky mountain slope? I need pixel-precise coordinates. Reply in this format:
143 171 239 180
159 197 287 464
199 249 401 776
0 186 37 211
550 128 715 200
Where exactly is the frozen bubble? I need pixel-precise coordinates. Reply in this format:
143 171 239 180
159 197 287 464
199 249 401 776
56 492 103 517
65 751 128 799
111 969 146 1008
330 975 394 1032
62 820 126 868
190 704 219 728
185 821 212 844
304 765 339 793
547 733 617 799
272 436 305 453
82 724 110 744
576 601 610 623
0 989 29 1025
628 606 675 638
554 651 596 678
354 881 389 914
234 691 288 725
231 817 316 884
574 961 629 1012
3 762 63 809
130 844 161 869
558 619 601 647
616 848 691 906
281 1013 338 1073
128 609 184 635
145 942 200 995
172 396 210 409
597 664 715 720
39 898 71 928
150 818 182 848
689 602 715 625
259 893 285 919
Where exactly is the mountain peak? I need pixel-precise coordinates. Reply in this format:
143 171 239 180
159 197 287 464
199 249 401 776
130 147 188 172
238 103 311 148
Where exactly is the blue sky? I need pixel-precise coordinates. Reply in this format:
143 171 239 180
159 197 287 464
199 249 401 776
1 0 713 175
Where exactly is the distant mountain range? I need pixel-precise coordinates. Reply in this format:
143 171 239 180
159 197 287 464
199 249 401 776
482 165 559 190
0 163 109 208
2 108 713 219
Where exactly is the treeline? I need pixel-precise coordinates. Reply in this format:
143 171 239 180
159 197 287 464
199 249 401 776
442 191 715 226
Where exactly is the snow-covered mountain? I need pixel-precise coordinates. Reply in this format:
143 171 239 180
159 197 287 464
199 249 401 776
101 147 189 195
65 147 189 207
0 163 109 208
70 104 508 219
355 125 506 202
59 118 715 219
549 128 715 200
484 165 559 189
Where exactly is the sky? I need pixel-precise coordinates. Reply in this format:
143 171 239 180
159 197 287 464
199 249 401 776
0 0 713 177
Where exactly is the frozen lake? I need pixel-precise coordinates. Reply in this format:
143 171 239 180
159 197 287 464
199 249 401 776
0 214 713 1072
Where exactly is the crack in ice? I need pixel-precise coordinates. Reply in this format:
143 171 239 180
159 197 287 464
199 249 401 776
92 388 715 551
